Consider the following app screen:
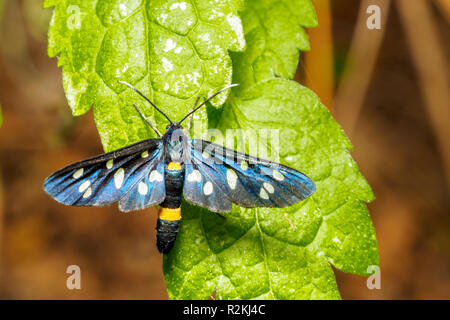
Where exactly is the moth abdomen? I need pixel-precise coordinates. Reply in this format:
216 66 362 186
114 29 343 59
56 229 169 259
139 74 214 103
156 207 181 254
160 162 184 208
156 218 179 254
155 162 184 254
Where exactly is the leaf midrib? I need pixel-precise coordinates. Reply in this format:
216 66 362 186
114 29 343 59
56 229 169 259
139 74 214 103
255 211 276 300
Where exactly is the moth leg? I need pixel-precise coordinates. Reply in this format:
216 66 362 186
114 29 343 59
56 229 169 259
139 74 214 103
186 97 200 134
133 104 162 137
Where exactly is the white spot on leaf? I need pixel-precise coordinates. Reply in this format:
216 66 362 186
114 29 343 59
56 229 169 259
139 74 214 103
163 39 177 52
118 4 128 17
226 13 245 49
198 33 210 42
161 58 173 72
169 2 187 10
159 13 168 23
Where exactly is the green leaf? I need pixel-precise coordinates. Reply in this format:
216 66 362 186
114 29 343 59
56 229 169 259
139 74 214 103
45 0 245 152
231 0 317 93
165 79 377 299
47 0 378 300
164 0 378 300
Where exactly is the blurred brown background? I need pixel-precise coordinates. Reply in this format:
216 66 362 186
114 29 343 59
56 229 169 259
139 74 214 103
0 0 449 299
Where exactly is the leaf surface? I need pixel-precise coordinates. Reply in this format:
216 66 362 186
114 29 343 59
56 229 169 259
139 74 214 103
46 0 378 300
45 0 245 151
164 0 377 300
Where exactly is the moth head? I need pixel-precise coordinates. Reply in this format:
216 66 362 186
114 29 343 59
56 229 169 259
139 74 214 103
165 126 188 162
118 80 238 132
166 122 183 131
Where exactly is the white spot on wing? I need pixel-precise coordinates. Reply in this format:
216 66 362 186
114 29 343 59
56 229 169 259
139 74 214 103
78 180 91 193
187 170 202 182
141 150 149 158
149 170 163 182
106 159 114 169
83 187 92 198
240 160 248 171
114 168 125 189
138 181 148 195
202 151 210 159
203 181 213 195
73 168 83 179
263 182 274 194
226 169 238 190
273 170 284 181
259 188 269 200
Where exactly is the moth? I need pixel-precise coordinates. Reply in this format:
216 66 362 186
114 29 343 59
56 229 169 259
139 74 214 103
44 81 316 254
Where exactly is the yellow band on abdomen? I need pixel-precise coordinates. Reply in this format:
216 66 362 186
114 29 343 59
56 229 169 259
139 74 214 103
158 206 181 221
167 162 182 170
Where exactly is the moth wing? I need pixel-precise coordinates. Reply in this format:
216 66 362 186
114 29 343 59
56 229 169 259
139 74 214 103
118 160 166 212
183 140 315 212
44 139 165 211
183 159 233 213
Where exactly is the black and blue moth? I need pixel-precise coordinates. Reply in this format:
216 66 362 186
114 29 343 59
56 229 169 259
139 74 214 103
44 82 315 254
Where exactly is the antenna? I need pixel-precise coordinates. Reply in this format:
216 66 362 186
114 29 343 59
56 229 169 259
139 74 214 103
178 84 239 125
118 81 173 124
